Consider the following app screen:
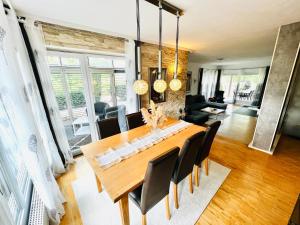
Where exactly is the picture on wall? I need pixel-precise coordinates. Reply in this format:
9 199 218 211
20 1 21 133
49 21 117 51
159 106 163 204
149 67 167 103
186 71 192 93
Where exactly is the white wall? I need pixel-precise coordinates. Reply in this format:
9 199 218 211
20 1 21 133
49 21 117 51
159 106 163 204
187 56 272 95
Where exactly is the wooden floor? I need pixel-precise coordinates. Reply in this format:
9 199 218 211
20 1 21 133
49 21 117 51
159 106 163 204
57 135 300 225
217 104 257 145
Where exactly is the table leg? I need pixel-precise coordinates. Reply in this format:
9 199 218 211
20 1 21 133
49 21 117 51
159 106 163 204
119 195 130 225
95 174 102 193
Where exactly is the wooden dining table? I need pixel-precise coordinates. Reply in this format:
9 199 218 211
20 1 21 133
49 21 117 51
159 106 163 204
81 118 206 225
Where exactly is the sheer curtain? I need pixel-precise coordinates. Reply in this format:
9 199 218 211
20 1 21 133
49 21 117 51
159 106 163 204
0 1 66 224
24 19 74 166
125 39 138 113
201 69 218 100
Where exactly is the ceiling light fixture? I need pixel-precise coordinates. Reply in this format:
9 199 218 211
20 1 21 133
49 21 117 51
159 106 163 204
153 0 167 93
169 11 182 91
133 0 148 95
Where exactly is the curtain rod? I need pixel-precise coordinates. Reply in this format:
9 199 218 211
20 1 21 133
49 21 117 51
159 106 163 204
201 66 269 71
144 0 183 16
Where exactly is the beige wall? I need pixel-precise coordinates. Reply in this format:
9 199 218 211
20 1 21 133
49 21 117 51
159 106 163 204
140 42 189 118
40 22 125 54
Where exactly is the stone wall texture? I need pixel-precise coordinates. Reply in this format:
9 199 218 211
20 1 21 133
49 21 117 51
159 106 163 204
140 42 189 118
252 22 300 151
40 22 125 53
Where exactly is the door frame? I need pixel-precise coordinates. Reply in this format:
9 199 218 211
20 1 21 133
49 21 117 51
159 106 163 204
47 51 127 144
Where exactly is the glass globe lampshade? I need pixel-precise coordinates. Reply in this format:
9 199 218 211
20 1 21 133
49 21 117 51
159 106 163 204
169 78 182 91
133 79 148 95
153 79 167 93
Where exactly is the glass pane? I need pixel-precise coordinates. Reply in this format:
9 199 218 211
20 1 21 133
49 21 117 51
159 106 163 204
92 73 113 106
66 73 86 110
89 57 113 68
114 72 127 105
50 73 68 111
61 57 80 67
0 98 31 225
47 56 60 66
113 59 126 68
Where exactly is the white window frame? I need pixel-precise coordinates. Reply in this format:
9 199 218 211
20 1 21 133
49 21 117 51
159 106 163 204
46 51 126 145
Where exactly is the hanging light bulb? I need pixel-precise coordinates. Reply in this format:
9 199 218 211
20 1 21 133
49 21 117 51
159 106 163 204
154 0 167 93
133 0 148 95
170 11 182 91
133 79 148 95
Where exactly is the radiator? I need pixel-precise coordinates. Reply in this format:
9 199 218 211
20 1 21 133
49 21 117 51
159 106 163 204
28 188 49 225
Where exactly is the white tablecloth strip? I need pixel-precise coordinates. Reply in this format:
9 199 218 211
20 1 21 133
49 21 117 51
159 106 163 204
95 120 192 169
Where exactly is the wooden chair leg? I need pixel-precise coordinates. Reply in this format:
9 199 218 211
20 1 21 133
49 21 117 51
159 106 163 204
165 195 171 220
194 165 199 187
189 173 193 194
142 214 147 225
205 158 209 176
173 183 179 209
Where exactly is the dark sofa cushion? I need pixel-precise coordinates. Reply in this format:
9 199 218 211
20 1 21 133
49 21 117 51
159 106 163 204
185 95 197 105
184 111 209 125
207 102 228 110
189 102 208 111
194 95 206 103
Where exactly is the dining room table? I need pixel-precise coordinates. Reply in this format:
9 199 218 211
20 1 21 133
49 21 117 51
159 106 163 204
81 118 206 225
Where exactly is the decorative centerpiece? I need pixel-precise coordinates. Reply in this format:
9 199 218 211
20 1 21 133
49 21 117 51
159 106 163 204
141 100 167 130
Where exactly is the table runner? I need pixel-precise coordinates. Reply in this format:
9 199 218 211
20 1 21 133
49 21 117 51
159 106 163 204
95 120 192 168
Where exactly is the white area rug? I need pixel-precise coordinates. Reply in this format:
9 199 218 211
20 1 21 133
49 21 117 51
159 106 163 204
72 159 230 225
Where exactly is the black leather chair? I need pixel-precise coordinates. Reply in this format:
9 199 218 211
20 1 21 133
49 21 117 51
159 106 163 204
194 120 221 187
129 147 179 225
172 131 206 209
96 117 120 139
126 112 145 130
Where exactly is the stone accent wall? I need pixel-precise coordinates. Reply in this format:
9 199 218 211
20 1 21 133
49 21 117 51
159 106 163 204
252 21 300 151
40 22 125 53
140 42 189 118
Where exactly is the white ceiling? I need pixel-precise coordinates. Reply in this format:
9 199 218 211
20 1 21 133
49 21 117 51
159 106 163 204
11 0 300 63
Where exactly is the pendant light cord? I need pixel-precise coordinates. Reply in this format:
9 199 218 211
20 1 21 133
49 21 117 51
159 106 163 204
175 11 180 78
136 0 140 43
136 0 141 79
158 0 163 78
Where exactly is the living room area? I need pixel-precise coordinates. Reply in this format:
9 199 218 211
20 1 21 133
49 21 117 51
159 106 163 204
184 59 270 144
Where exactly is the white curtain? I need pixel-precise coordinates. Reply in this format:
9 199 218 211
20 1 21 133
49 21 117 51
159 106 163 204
125 39 138 113
24 19 74 166
0 1 65 224
201 69 218 100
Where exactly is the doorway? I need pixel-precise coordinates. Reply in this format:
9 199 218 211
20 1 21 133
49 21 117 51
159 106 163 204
46 52 127 155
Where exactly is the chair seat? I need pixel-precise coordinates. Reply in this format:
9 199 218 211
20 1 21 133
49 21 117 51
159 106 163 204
129 185 142 210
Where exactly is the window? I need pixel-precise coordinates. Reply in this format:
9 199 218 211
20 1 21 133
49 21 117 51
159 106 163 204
0 96 32 225
46 53 127 154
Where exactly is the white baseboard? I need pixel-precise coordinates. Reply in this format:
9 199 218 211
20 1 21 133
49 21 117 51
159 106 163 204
248 142 274 155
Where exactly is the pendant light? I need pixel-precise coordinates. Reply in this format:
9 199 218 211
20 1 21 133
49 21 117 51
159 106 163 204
133 0 148 95
153 0 167 93
169 11 182 91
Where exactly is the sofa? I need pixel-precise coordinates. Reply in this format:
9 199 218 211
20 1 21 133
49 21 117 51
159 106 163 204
184 95 227 125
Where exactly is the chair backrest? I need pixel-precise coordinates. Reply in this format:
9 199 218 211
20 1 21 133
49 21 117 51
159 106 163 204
140 147 179 214
97 117 121 139
94 102 109 115
126 112 145 130
172 131 206 184
195 120 221 166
